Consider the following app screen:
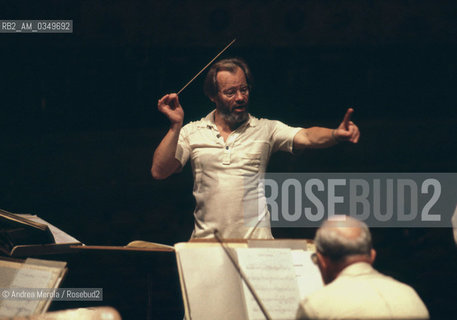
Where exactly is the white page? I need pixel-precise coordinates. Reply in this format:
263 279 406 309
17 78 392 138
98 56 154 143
247 239 308 250
291 250 324 300
177 247 247 320
236 248 300 320
0 266 54 317
17 214 80 244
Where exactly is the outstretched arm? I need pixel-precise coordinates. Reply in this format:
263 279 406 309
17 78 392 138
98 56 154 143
293 108 360 150
151 93 184 180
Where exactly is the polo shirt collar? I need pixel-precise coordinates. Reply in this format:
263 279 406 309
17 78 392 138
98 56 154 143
339 262 377 278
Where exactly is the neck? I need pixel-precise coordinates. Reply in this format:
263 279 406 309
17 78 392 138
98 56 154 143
326 255 373 284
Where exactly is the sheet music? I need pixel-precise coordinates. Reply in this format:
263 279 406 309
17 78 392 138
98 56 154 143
0 263 20 287
17 214 80 244
236 248 301 320
291 250 324 300
177 247 247 320
0 260 65 317
247 239 308 250
0 267 53 317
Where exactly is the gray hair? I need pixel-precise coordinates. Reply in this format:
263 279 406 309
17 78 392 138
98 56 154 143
203 58 252 99
315 216 372 261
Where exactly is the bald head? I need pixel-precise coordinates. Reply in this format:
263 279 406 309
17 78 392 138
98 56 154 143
315 216 372 262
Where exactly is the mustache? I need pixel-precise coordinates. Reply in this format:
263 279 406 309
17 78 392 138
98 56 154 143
232 103 248 109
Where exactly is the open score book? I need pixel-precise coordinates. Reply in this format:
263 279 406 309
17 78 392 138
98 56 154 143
174 240 323 320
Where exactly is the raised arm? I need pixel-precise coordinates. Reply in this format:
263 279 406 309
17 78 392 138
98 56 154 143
293 108 360 150
151 93 184 180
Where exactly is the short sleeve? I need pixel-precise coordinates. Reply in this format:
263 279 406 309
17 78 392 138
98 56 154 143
270 120 302 153
175 125 191 167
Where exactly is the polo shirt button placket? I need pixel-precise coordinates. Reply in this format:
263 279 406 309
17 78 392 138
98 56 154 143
222 145 231 165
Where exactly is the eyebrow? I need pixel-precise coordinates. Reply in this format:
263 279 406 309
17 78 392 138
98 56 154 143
222 84 249 91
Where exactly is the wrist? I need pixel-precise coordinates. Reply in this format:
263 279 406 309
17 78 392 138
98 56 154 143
332 129 340 143
170 121 183 131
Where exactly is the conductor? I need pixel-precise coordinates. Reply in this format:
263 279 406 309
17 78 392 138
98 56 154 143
151 58 360 239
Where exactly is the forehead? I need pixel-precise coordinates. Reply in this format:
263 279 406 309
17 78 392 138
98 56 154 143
216 67 247 90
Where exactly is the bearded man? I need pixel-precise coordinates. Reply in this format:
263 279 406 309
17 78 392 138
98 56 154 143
151 58 359 239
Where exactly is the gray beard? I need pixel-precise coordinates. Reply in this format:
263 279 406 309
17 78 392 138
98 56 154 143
217 106 249 128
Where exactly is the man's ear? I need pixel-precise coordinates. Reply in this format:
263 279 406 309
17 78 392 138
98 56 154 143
369 249 376 264
316 252 327 270
316 252 334 285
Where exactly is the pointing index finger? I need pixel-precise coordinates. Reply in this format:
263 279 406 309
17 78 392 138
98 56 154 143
342 108 354 130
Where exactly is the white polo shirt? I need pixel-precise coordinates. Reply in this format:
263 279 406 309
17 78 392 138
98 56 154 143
175 110 302 239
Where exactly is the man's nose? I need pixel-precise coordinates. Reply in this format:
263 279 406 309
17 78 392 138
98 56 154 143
235 90 245 102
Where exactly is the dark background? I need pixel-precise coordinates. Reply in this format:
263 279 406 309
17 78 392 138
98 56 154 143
1 1 457 319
